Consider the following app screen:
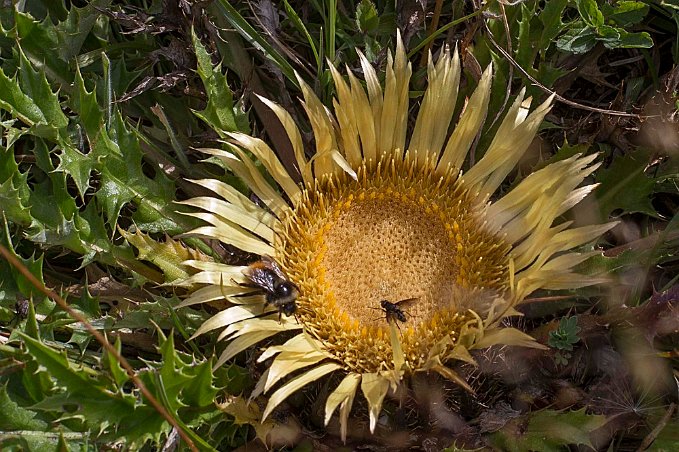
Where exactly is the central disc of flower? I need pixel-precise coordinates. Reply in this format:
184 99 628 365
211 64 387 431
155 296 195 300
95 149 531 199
280 155 511 373
322 196 458 321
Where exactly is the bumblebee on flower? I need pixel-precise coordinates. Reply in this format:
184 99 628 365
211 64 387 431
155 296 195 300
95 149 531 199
178 33 615 441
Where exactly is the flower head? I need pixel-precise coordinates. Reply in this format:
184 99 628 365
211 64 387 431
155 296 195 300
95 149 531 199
179 35 615 440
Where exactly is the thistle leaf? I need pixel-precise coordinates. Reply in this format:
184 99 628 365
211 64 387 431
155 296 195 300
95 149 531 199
101 336 129 388
0 67 53 130
0 144 32 225
0 386 48 430
7 11 72 85
120 228 198 283
96 114 180 233
54 140 92 199
55 0 112 61
596 153 657 217
191 29 249 134
489 408 608 451
21 334 140 429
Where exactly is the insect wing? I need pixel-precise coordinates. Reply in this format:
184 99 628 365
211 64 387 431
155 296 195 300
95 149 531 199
261 255 288 280
393 297 418 308
391 297 418 322
243 262 277 293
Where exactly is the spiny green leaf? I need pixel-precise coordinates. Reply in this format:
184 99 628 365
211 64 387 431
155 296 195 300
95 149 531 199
99 301 173 330
26 143 84 252
132 333 218 449
0 385 48 430
596 153 657 217
20 333 160 441
120 229 198 283
539 0 569 52
105 53 143 101
0 145 32 225
17 48 68 130
191 29 249 135
19 354 56 407
0 67 49 127
55 0 112 61
24 298 40 341
156 333 192 411
65 287 101 352
515 4 534 70
20 334 97 392
143 331 219 412
74 202 116 266
101 336 129 388
72 66 104 138
112 405 168 446
10 11 72 86
536 62 568 89
0 222 49 314
582 248 639 275
54 138 92 199
6 133 116 266
182 358 219 407
95 114 180 233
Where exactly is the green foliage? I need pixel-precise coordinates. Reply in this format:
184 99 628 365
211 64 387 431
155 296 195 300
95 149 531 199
557 0 652 54
0 0 677 449
0 328 248 450
596 152 658 217
0 224 50 314
648 420 679 450
214 0 299 87
191 29 249 136
0 2 256 449
0 36 181 270
0 385 48 431
489 408 608 451
356 0 379 34
548 316 582 366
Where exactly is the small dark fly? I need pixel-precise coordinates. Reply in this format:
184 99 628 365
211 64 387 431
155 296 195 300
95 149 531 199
374 297 418 326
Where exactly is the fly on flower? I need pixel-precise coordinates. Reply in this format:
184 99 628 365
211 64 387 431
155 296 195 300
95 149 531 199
372 298 417 326
180 32 617 442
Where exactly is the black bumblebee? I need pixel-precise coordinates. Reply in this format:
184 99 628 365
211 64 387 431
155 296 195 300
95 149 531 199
376 297 418 325
242 255 299 318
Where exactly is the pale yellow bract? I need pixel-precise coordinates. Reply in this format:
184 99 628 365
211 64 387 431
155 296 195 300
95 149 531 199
178 34 616 441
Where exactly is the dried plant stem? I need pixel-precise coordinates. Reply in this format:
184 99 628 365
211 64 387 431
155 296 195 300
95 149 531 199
636 402 676 451
0 244 198 452
486 2 514 131
481 16 640 118
419 0 444 68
